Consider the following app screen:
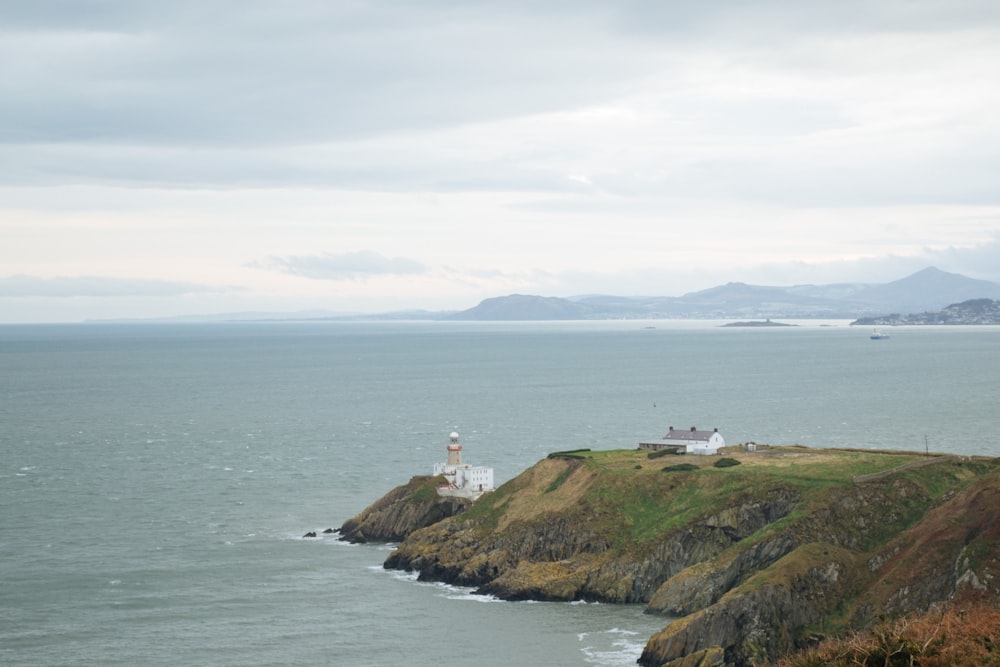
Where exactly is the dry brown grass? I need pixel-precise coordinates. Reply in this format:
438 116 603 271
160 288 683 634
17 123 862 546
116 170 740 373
492 458 597 530
773 596 1000 666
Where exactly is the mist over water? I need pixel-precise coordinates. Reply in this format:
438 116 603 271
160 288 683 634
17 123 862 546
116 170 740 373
2 321 997 666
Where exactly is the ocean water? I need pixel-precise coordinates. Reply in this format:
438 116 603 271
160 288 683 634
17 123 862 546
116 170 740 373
2 320 998 666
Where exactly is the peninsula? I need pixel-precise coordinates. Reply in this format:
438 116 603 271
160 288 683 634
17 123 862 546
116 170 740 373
851 297 1000 326
338 445 1000 667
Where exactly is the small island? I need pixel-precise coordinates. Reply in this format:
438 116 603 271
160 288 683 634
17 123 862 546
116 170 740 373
722 319 796 327
336 441 1000 667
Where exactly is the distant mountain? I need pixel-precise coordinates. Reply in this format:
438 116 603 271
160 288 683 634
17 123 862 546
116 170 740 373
446 294 597 321
847 267 1000 314
92 267 1000 324
448 267 1000 320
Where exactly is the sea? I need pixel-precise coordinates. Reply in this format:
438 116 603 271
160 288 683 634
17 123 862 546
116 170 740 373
2 320 998 667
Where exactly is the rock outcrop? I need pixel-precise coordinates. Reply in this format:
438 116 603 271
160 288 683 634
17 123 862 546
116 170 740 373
337 475 471 543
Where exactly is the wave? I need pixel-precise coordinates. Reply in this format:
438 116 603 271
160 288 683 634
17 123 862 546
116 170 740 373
375 567 501 602
579 627 648 666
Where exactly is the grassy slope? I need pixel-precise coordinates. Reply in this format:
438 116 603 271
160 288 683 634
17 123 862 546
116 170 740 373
457 445 998 619
467 445 948 551
382 445 999 664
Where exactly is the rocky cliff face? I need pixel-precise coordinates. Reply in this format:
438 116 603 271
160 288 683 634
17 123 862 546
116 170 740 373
344 449 1000 667
337 475 471 543
640 468 1000 667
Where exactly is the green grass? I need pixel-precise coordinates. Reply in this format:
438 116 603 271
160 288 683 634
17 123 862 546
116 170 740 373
663 463 699 472
410 475 446 501
545 466 575 493
438 446 995 558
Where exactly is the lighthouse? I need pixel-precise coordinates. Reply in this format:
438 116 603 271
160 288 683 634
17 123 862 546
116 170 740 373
446 432 463 466
433 431 494 500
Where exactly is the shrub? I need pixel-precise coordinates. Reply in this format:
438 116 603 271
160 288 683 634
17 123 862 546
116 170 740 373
662 463 699 473
714 457 742 468
547 449 591 460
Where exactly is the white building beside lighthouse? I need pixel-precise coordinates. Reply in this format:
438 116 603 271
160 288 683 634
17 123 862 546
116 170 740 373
433 432 494 500
639 426 726 455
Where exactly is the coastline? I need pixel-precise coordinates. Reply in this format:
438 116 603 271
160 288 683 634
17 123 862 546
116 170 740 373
343 445 1000 667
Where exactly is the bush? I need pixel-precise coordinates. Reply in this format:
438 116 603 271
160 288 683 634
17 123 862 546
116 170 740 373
547 449 590 460
714 457 742 468
662 463 699 473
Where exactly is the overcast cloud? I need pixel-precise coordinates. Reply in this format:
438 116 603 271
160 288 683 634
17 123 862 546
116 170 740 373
256 251 427 280
2 1 1000 321
0 274 234 298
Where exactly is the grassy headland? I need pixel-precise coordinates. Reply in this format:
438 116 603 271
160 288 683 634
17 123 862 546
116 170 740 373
365 445 999 666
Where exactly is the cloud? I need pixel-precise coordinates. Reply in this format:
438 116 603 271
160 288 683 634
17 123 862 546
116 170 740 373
0 274 236 298
254 251 428 281
0 2 649 147
2 2 1000 323
2 0 998 212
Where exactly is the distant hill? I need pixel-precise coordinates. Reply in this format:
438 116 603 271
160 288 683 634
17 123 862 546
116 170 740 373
852 298 1000 326
847 267 1000 314
446 294 597 321
449 267 1000 320
92 267 1000 324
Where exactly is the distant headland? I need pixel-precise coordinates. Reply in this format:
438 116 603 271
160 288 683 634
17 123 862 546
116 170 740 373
851 297 1000 326
335 439 1000 667
88 267 1000 324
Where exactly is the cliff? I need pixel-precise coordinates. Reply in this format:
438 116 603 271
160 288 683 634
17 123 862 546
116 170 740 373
337 474 471 543
348 447 1000 666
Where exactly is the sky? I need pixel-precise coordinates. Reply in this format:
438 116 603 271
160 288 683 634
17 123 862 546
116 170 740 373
3 0 1000 323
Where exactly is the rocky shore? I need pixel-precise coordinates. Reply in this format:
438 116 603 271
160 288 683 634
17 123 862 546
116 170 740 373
338 446 1000 667
336 474 471 543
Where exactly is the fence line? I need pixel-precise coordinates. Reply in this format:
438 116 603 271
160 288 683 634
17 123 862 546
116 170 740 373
852 455 958 484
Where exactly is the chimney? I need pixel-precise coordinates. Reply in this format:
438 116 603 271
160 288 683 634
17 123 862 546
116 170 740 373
690 426 696 431
714 427 718 432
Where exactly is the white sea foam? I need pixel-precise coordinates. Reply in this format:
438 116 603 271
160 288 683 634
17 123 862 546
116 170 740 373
378 567 419 582
444 592 499 603
579 627 648 666
323 537 358 547
377 567 501 602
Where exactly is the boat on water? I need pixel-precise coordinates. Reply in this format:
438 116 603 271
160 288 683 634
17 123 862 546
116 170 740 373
870 329 890 340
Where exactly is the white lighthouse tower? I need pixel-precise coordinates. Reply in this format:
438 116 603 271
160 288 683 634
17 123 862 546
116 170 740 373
433 432 494 500
446 432 463 466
